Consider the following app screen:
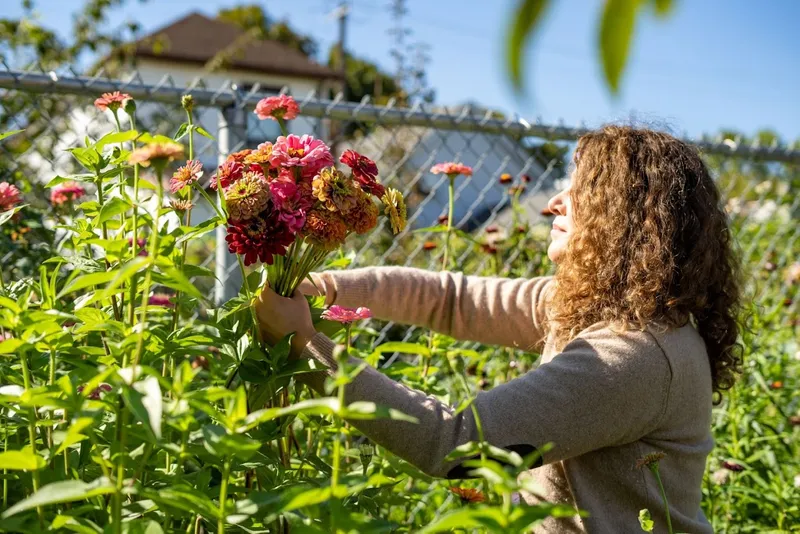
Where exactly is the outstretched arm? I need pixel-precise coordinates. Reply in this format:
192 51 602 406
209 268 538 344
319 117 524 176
254 286 670 479
299 326 671 478
310 267 553 352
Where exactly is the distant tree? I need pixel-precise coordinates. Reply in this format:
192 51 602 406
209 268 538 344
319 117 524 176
217 4 318 58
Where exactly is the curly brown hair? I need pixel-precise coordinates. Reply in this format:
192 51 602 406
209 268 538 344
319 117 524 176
550 126 743 401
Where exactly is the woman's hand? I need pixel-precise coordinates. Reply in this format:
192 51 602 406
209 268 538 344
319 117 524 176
255 284 317 356
298 273 334 306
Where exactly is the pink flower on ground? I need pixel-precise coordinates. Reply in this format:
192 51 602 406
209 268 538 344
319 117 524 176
0 182 22 211
211 160 244 190
431 162 473 177
127 237 148 257
169 160 203 194
269 180 310 233
722 460 745 472
50 182 86 205
94 91 131 112
321 305 372 324
255 95 300 121
340 149 385 197
148 294 174 308
270 135 334 179
78 383 113 400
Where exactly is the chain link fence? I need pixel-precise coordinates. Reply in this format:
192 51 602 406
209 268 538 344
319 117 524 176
1 66 798 354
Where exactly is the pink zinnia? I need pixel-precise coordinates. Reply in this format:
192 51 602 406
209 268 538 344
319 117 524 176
340 149 385 197
321 305 372 324
431 162 473 177
269 180 310 233
148 294 174 308
255 95 300 121
50 182 86 205
211 160 244 190
270 135 334 179
0 182 21 211
94 91 131 112
169 160 203 194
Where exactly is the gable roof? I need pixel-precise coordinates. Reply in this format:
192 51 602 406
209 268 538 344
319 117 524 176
133 12 340 80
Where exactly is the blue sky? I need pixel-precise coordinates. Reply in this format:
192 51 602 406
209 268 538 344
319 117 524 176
4 0 799 141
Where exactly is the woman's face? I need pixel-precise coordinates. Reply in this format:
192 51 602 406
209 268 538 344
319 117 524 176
546 185 574 263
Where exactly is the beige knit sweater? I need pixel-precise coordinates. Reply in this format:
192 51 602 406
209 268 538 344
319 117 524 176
301 267 714 533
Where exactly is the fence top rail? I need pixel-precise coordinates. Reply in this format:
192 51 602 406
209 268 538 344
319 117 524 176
1 67 799 164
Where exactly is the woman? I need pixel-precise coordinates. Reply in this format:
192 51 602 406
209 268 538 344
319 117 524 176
255 126 743 533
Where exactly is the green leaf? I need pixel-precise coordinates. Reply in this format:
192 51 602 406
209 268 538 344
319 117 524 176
506 0 551 92
141 485 219 520
120 376 162 441
238 398 340 432
96 197 132 225
68 147 102 171
0 338 27 355
342 401 418 423
96 257 152 301
0 205 26 227
194 126 215 140
0 130 23 142
2 477 115 518
638 509 654 532
0 449 46 471
153 266 204 300
370 342 431 359
651 0 672 16
58 270 118 298
94 130 139 150
202 425 261 461
55 417 94 455
173 123 189 142
176 216 223 245
599 0 642 93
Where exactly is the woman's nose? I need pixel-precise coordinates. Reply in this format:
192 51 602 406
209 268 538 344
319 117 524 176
548 191 565 215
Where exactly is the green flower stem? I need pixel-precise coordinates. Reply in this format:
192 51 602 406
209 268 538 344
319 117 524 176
112 110 127 231
19 352 44 525
331 327 350 491
649 464 674 534
95 173 122 321
169 108 197 373
3 409 8 509
127 114 141 348
442 174 456 271
118 167 166 531
218 457 231 533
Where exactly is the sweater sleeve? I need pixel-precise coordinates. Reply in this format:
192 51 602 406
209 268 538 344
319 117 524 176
301 325 672 478
316 267 553 352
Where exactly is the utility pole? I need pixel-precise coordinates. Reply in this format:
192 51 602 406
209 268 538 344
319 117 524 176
336 1 349 83
331 1 349 155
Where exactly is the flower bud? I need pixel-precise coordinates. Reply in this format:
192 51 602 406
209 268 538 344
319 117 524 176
181 94 194 114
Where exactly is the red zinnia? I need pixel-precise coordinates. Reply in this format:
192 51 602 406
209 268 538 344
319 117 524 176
722 460 745 472
423 241 437 251
148 294 174 308
340 149 384 197
94 91 131 112
225 210 295 266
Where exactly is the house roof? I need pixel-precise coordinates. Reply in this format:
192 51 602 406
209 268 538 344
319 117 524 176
133 12 341 81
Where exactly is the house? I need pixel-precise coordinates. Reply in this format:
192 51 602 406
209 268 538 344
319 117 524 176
127 12 343 169
343 107 557 231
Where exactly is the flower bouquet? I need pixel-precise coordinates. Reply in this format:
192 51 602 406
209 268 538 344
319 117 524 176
214 95 406 297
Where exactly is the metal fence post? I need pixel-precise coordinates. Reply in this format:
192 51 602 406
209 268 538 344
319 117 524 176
215 103 247 305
